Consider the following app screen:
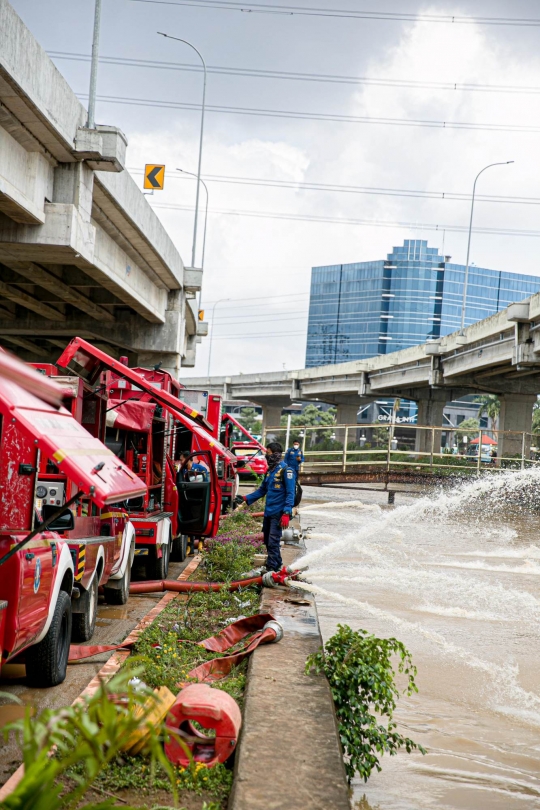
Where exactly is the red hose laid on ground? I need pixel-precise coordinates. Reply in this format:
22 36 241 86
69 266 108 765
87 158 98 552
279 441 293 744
128 576 264 594
68 612 280 668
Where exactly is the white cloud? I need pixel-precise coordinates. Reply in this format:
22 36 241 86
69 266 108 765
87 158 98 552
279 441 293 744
127 8 540 376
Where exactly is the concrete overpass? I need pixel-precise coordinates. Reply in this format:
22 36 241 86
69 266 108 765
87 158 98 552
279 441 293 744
189 296 540 457
0 0 206 372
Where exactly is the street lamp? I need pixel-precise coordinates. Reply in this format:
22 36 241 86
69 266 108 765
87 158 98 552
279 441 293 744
207 298 230 377
176 168 209 272
86 0 102 128
158 32 207 270
460 160 514 335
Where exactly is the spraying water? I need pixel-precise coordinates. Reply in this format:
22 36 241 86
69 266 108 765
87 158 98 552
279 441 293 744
297 472 540 809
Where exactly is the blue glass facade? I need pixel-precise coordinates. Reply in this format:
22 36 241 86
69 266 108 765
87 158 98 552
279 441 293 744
305 240 540 366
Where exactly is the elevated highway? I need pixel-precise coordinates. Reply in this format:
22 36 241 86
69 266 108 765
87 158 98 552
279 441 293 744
0 0 205 371
189 297 540 456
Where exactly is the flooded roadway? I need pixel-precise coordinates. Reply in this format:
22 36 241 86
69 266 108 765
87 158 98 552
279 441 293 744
0 557 190 786
299 480 540 810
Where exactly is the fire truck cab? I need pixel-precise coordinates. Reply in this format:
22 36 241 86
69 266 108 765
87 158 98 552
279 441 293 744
0 351 146 687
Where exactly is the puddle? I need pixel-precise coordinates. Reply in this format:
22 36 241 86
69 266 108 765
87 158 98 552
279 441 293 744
0 664 26 681
98 607 130 620
0 704 34 728
276 613 319 636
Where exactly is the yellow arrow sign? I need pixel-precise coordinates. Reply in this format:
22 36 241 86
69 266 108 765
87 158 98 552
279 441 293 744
144 164 165 190
198 309 205 321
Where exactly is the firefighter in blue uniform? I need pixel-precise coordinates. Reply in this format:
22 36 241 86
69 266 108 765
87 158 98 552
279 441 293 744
178 450 208 482
238 441 295 572
285 440 304 477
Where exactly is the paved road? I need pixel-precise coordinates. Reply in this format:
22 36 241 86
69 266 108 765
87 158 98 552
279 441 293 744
0 557 191 786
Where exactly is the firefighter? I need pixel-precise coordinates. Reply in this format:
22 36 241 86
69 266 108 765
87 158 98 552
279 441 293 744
237 441 295 572
178 451 208 482
285 439 304 477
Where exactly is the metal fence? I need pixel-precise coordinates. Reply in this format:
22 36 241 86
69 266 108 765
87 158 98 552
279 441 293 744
262 423 540 475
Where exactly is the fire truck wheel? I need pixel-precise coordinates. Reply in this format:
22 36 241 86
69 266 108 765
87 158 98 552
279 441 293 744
71 574 98 642
148 540 170 580
26 590 72 687
103 558 132 605
170 534 188 562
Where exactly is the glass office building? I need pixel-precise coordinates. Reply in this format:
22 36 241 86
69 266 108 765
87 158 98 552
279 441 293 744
305 239 540 366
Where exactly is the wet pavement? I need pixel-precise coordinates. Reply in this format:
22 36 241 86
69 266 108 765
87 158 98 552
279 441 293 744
0 557 190 786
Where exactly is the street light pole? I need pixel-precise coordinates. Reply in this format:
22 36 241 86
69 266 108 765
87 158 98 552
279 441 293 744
207 298 230 378
460 160 514 335
176 168 209 272
87 0 102 129
158 32 207 269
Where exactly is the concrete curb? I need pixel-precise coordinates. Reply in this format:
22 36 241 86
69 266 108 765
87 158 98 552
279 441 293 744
229 542 350 810
0 555 202 802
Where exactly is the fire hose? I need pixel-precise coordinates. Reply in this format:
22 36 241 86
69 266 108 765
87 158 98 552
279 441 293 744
69 613 283 768
68 567 305 662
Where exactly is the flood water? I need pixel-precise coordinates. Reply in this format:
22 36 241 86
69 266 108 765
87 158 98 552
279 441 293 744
298 476 540 809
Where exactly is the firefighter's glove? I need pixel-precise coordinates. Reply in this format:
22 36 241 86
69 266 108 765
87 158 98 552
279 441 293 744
234 495 247 510
280 513 291 529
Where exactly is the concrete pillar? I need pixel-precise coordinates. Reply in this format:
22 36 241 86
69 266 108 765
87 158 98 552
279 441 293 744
336 403 359 425
415 392 447 454
262 405 283 440
498 394 536 461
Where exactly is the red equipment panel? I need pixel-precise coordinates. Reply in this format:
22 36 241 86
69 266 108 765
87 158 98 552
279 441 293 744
0 377 146 508
56 338 236 464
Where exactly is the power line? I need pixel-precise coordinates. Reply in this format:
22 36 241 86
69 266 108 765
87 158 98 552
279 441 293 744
49 50 540 95
129 167 540 206
119 0 540 28
150 201 540 239
79 92 540 134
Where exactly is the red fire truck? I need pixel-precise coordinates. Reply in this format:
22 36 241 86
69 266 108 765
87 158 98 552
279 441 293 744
55 339 239 573
31 366 142 639
0 351 146 687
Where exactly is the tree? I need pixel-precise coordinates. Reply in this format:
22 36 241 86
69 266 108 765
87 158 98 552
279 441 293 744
280 404 337 444
454 417 480 451
532 399 540 435
474 394 500 429
236 407 260 434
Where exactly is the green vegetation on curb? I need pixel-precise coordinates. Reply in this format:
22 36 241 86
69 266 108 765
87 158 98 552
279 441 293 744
2 508 266 810
306 624 426 782
2 668 177 810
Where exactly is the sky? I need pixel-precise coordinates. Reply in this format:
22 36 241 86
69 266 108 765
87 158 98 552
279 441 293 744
10 0 540 376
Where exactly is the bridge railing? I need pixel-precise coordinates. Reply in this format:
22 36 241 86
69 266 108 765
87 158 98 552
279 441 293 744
262 423 540 475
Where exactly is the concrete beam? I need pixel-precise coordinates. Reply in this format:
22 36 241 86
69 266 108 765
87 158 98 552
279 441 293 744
262 405 283 435
0 276 64 320
6 261 115 322
1 335 49 356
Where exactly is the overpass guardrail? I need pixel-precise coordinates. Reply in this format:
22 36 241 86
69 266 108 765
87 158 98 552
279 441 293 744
262 423 540 477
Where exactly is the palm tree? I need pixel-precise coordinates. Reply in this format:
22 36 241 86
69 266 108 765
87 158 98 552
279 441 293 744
474 394 500 430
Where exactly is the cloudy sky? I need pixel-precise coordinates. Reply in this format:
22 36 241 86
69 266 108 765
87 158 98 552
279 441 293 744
11 0 540 375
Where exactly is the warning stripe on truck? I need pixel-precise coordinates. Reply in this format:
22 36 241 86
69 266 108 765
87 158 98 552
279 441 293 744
74 546 86 581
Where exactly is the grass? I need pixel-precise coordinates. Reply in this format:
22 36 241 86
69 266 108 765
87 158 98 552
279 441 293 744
77 508 266 808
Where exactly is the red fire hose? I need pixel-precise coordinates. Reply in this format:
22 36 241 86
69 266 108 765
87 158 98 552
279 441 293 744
128 564 298 595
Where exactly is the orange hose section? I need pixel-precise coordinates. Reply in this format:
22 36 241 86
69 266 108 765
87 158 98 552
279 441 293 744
128 576 264 594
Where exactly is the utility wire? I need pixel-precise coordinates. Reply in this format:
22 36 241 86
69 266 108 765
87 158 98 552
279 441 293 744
78 92 540 134
118 0 540 28
129 167 540 206
150 201 540 239
49 50 540 95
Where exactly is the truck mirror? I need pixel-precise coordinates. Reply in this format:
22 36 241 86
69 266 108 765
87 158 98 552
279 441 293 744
40 505 75 532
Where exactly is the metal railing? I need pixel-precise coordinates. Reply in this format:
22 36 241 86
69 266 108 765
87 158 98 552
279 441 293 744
262 423 540 476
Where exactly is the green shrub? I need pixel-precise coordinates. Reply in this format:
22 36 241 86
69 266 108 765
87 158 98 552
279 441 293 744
306 624 426 782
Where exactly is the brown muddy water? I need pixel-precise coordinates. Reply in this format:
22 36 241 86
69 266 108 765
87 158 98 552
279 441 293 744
298 477 540 809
